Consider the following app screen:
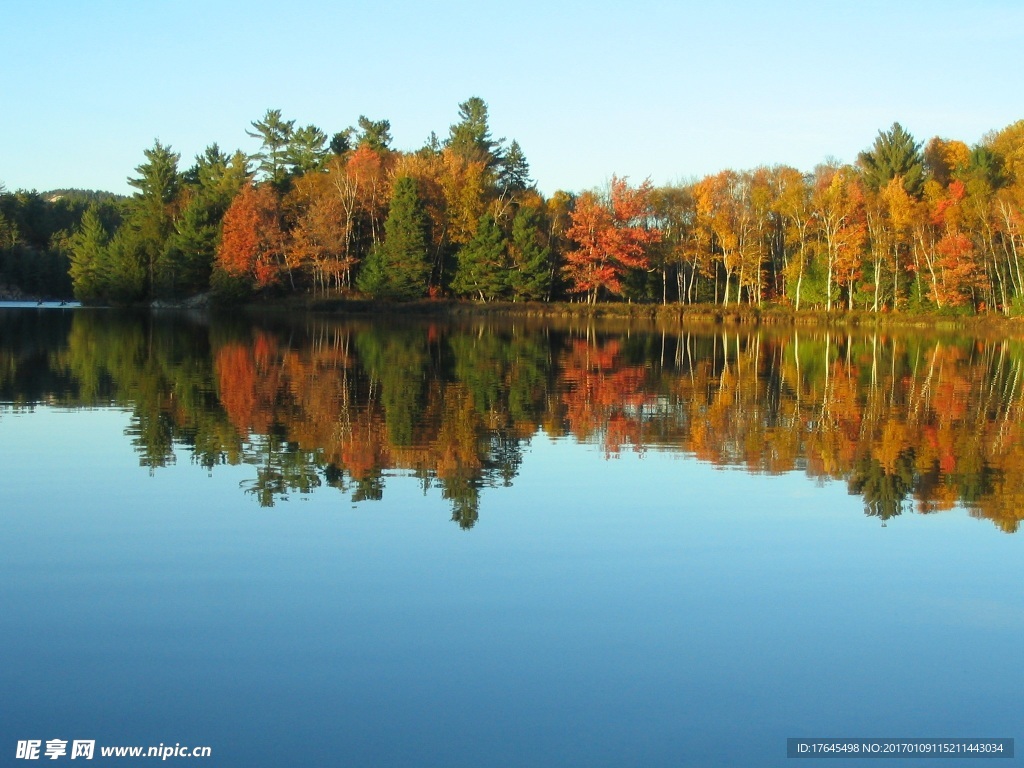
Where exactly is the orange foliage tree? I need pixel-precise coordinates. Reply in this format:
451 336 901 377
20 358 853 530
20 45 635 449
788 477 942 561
216 183 286 289
564 176 661 303
927 180 987 306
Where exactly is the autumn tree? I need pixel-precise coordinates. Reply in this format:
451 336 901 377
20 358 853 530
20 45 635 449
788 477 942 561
439 148 490 249
745 167 775 305
923 137 970 187
920 179 988 307
959 148 1008 310
772 166 814 309
166 145 249 296
284 144 395 295
650 184 708 304
693 171 749 305
564 176 661 303
811 164 867 310
881 176 917 310
286 171 347 294
215 183 286 290
984 119 1024 186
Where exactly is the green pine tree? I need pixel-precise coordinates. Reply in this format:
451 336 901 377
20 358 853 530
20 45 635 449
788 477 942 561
452 213 508 301
508 207 552 301
247 109 295 187
498 140 532 193
446 97 503 169
166 146 249 297
357 176 431 300
126 140 181 298
285 124 328 176
67 207 109 301
858 122 925 197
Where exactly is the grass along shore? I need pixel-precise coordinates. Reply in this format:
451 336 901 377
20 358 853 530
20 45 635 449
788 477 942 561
234 294 1024 335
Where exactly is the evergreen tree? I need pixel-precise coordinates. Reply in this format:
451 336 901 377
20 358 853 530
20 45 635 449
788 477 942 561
164 200 218 296
285 124 328 176
104 226 146 303
355 242 389 297
126 140 181 297
446 96 504 169
67 207 109 301
329 129 353 155
452 213 508 301
356 116 392 152
0 208 18 250
498 140 532 193
357 176 430 299
963 145 1006 190
858 122 925 197
183 143 230 187
165 147 249 297
508 206 552 301
247 109 295 186
420 131 442 157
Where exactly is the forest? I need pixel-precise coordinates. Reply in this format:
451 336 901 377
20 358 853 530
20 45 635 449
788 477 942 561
1 98 1023 313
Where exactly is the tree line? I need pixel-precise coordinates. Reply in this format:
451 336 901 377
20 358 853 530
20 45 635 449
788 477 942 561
0 188 110 299
4 100 1024 313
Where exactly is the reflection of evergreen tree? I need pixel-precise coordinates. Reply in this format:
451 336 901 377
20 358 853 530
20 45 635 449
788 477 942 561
439 471 480 530
952 442 996 505
450 330 507 415
356 326 429 447
351 473 384 503
506 333 553 424
127 409 176 470
486 433 522 486
324 462 386 503
7 308 1024 534
241 430 323 508
55 310 245 471
0 308 80 403
848 452 915 521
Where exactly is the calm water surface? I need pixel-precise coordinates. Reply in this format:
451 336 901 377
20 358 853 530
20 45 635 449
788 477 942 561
1 307 1020 766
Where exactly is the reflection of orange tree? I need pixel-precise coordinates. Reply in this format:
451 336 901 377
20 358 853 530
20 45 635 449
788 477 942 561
208 324 536 523
639 330 1024 532
558 337 653 455
214 331 283 436
199 320 1024 531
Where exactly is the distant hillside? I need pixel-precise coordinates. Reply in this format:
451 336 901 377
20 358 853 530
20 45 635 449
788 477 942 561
42 188 126 204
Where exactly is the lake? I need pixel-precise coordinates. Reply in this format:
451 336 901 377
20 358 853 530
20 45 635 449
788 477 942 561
1 306 1020 766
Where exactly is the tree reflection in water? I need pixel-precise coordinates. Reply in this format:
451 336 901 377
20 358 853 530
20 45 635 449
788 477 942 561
2 307 1022 532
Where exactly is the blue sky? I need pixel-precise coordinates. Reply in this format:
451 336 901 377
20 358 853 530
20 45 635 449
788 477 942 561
2 0 1022 196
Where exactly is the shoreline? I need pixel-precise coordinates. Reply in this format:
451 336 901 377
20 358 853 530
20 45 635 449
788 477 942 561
16 295 1024 336
242 296 1024 335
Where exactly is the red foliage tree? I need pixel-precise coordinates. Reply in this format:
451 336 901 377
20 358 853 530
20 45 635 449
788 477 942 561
927 180 988 307
217 183 285 288
564 176 662 302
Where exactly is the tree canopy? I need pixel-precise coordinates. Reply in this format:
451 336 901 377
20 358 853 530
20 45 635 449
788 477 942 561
6 98 1016 316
